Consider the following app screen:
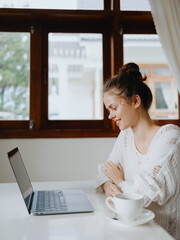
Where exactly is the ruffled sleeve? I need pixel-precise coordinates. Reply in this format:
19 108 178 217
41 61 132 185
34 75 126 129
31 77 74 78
118 143 179 207
96 130 125 190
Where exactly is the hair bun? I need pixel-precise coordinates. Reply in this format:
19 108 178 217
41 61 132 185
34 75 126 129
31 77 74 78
121 62 140 71
120 62 147 82
104 62 152 111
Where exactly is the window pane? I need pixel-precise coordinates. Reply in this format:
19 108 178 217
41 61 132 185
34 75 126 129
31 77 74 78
124 34 178 119
139 68 148 75
48 33 103 120
155 82 171 109
0 0 103 10
154 68 171 76
120 0 151 11
0 32 30 120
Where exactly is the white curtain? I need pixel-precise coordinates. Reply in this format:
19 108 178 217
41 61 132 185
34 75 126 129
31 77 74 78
161 82 171 109
149 0 180 94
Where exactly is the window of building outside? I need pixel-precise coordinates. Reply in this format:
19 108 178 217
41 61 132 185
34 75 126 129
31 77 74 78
48 33 103 120
0 0 179 138
123 34 178 120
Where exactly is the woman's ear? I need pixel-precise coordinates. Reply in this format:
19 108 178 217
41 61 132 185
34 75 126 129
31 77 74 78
133 95 141 108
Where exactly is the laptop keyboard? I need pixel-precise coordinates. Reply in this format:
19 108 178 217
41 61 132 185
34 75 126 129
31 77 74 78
36 190 67 212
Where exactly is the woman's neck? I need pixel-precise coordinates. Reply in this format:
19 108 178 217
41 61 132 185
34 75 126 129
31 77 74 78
131 110 160 154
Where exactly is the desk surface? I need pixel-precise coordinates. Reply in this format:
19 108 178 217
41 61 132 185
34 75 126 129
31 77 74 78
0 181 173 240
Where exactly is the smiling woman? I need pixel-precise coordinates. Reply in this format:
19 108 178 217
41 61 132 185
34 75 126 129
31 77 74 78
103 63 153 130
97 62 180 240
103 94 137 130
104 63 152 111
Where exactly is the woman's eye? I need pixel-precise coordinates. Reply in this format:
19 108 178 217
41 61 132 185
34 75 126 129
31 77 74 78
113 107 117 111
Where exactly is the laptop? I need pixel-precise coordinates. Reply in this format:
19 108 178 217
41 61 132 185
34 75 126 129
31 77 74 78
7 147 94 215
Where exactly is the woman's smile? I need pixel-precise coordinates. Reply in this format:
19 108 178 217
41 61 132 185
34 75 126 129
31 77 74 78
103 92 138 130
115 119 121 126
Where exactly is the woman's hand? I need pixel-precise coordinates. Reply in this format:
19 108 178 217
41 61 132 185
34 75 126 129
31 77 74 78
102 161 124 186
101 181 121 198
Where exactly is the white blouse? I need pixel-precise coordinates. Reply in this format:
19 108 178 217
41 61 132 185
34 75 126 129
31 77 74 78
97 124 180 240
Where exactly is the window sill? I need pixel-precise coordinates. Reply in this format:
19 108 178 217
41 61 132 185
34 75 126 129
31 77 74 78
0 128 119 138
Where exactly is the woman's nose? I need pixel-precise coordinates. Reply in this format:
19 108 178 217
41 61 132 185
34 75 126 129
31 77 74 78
108 112 114 119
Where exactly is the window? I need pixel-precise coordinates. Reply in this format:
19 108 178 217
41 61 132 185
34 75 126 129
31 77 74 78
120 0 151 11
0 0 179 138
0 32 30 120
48 33 103 120
123 34 178 119
0 0 104 10
141 64 178 119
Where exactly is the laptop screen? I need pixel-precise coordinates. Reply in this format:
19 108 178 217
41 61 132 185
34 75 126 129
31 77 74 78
7 147 34 212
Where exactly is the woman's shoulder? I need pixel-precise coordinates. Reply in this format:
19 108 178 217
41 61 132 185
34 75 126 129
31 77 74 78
117 128 133 145
151 124 180 156
117 128 133 138
159 124 180 132
146 124 180 167
157 124 180 141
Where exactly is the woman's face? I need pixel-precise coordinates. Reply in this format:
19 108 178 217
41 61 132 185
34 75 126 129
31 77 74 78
103 91 139 130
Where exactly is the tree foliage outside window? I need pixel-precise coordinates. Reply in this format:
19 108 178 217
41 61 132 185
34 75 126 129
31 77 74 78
0 32 30 120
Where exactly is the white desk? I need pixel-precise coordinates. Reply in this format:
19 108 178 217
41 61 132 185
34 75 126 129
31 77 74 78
0 181 174 240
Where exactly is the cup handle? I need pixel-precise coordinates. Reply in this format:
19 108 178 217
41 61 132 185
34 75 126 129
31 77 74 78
106 197 116 213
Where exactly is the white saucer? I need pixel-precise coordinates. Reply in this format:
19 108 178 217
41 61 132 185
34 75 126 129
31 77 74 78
105 209 155 226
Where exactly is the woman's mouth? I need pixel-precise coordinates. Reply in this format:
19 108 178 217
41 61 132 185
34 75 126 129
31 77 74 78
115 119 121 126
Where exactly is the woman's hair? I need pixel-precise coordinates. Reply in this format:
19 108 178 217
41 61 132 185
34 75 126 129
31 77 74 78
103 62 153 111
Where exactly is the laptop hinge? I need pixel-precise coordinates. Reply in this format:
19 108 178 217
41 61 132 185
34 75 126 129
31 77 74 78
25 192 34 214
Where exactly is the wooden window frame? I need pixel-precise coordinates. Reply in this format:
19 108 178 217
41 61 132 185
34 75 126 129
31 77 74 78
139 64 178 119
0 0 179 138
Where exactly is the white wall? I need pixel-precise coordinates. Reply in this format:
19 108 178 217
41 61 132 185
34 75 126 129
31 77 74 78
0 138 116 183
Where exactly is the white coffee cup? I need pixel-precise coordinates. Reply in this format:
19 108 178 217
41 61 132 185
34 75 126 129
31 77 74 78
106 193 143 221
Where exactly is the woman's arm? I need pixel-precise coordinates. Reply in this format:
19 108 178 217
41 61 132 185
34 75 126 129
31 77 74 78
96 131 125 191
118 148 178 207
102 161 124 185
101 181 121 197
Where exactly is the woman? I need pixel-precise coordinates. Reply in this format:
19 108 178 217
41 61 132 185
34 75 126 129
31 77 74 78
96 63 180 239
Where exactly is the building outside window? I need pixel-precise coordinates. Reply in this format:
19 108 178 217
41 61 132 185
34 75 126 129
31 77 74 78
48 33 103 120
124 34 178 119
